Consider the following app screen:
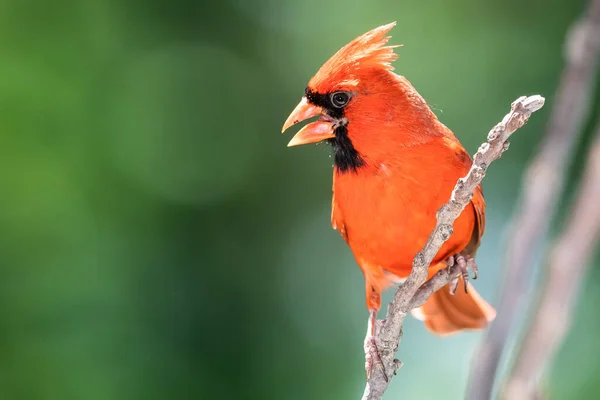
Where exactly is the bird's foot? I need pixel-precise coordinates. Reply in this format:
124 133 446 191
446 253 478 294
364 309 388 382
364 334 388 382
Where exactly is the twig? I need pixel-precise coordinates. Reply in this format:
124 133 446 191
410 264 461 309
361 95 545 400
502 121 600 400
467 1 600 398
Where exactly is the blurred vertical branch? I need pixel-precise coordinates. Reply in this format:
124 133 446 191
502 120 600 400
467 1 600 398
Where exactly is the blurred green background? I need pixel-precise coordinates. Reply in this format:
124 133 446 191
1 0 599 398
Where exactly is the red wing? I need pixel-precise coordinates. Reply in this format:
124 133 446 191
470 184 486 250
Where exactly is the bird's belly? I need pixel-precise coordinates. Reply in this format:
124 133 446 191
333 169 475 279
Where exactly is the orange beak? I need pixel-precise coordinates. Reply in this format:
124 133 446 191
281 97 335 147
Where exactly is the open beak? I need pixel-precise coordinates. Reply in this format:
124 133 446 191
281 97 335 147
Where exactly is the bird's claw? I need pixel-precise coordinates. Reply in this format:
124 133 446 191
446 253 478 294
365 336 388 382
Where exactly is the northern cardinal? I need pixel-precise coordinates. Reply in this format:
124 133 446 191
281 22 496 375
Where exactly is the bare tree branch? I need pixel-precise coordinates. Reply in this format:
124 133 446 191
502 121 600 400
409 263 461 309
361 95 545 400
467 1 600 398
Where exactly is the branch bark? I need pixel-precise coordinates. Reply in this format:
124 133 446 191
502 121 600 400
467 1 600 398
361 95 545 400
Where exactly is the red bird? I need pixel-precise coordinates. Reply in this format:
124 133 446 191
281 23 496 374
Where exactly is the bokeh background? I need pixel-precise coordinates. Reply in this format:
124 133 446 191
1 0 599 398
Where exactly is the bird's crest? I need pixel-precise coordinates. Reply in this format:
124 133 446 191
309 22 400 92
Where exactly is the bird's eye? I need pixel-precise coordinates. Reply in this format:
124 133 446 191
331 92 351 108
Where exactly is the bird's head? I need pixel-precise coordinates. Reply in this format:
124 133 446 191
282 22 438 173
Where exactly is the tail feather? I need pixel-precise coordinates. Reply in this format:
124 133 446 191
411 268 496 336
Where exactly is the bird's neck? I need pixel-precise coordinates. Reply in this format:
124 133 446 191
328 124 365 173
